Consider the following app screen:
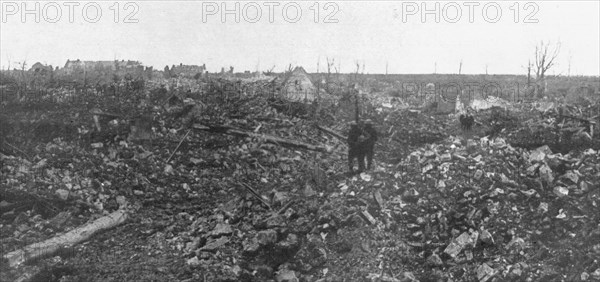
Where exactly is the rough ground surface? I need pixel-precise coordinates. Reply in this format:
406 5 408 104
1 83 600 282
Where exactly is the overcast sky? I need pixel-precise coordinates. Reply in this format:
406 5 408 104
1 1 599 75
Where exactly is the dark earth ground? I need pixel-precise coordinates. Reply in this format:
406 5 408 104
1 92 599 282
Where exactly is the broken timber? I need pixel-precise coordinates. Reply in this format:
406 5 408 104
3 209 128 268
559 114 597 137
238 182 272 210
192 124 331 152
314 124 347 142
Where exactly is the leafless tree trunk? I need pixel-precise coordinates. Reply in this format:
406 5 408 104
527 60 532 88
385 61 388 76
316 56 320 74
315 58 321 121
326 57 334 93
534 40 561 97
5 54 12 71
17 60 28 100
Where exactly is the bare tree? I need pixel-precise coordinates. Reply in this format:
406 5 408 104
263 65 276 76
19 60 27 72
385 61 388 76
325 57 335 93
527 60 532 88
533 40 561 97
458 59 463 75
4 54 12 71
315 58 321 114
316 56 320 73
16 60 28 100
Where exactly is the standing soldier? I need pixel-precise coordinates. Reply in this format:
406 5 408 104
347 121 365 173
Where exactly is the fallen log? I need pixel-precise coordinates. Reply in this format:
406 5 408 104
238 182 272 210
192 124 331 152
2 140 31 160
255 117 295 125
314 124 346 142
3 209 128 268
559 114 596 125
89 108 121 118
166 129 192 163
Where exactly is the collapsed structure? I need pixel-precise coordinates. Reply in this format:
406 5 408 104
280 66 317 101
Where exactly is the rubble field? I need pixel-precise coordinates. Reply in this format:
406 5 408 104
1 80 599 282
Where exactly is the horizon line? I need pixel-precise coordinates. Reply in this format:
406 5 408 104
1 60 598 78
